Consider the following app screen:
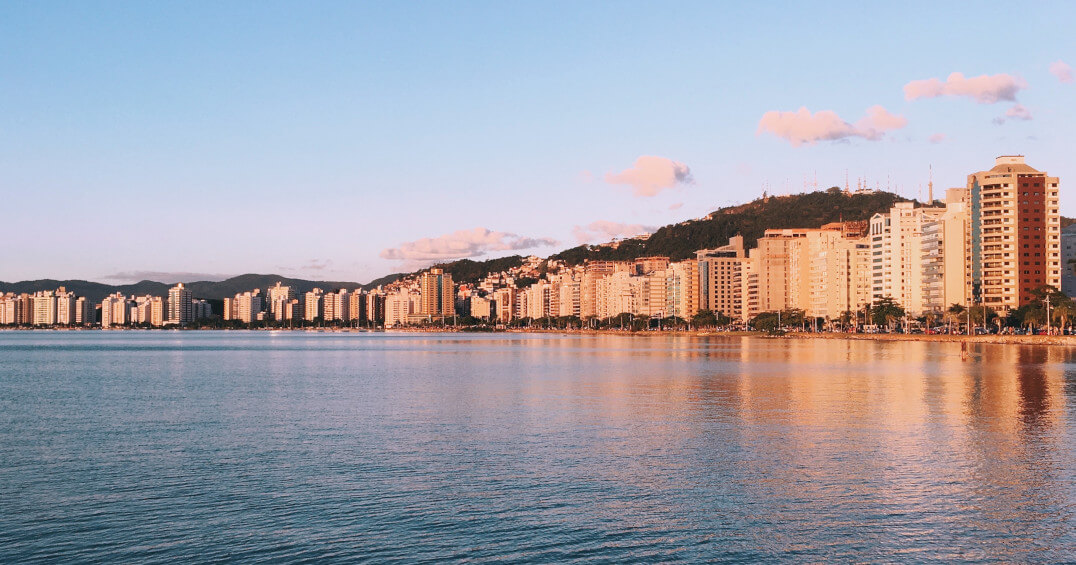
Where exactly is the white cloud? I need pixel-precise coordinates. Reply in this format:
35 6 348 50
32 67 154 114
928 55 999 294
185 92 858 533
904 72 1025 103
380 228 557 268
1049 60 1073 83
604 155 692 197
572 220 656 244
756 105 907 146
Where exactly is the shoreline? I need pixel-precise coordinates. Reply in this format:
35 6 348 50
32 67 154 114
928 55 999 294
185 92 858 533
4 326 1076 346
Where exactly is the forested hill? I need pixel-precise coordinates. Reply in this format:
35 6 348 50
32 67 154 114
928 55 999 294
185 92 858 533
552 187 910 264
361 255 526 288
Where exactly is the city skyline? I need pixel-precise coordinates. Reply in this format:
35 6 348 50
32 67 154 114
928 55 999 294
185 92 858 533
3 2 1074 284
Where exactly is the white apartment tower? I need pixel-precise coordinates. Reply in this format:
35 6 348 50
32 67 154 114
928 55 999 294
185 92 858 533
167 283 193 325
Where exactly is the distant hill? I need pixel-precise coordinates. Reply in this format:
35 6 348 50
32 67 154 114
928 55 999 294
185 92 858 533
552 188 909 264
0 274 368 303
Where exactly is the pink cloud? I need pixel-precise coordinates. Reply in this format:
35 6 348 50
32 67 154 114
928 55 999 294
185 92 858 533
380 228 557 268
756 105 906 146
994 104 1033 125
928 133 946 144
572 221 656 244
668 202 684 211
1049 60 1073 83
604 155 692 197
1005 104 1033 120
904 72 1026 103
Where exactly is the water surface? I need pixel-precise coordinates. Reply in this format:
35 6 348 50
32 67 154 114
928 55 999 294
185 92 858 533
2 331 1075 562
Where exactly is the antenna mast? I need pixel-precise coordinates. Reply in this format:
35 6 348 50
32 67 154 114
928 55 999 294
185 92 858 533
928 164 934 203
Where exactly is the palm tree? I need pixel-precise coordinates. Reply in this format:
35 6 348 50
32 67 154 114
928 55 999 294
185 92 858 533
945 303 965 334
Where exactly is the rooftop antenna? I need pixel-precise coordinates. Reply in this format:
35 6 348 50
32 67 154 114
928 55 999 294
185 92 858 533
928 164 934 204
845 170 850 193
813 170 818 190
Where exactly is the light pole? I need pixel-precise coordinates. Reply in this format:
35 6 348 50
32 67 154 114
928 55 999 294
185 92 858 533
1044 294 1052 335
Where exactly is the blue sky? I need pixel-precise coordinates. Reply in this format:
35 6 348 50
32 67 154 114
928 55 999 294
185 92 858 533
2 1 1074 283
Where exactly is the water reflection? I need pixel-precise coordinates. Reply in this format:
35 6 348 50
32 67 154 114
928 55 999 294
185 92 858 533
1 332 1075 562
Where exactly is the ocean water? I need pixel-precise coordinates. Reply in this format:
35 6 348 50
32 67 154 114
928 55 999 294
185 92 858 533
1 331 1075 563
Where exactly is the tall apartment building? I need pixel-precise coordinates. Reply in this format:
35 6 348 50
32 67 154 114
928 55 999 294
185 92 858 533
1061 224 1076 298
869 203 944 315
167 283 193 325
665 259 699 320
100 293 129 328
267 282 296 321
580 261 626 318
384 290 415 327
921 189 971 311
54 289 76 326
638 269 668 318
554 274 581 318
151 296 166 326
808 232 872 319
698 236 746 319
303 288 324 321
230 291 262 324
365 289 386 326
419 268 455 318
348 291 366 325
492 287 515 323
753 229 814 314
524 281 554 319
0 294 17 325
75 296 94 325
323 290 350 323
968 155 1061 310
31 290 56 326
469 296 492 320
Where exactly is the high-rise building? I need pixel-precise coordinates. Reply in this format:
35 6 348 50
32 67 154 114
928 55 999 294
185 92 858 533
232 291 263 324
868 203 943 315
167 283 193 325
322 290 350 323
921 189 971 312
967 155 1061 310
385 290 416 327
100 293 130 328
55 289 76 326
698 236 747 319
468 296 492 320
348 291 366 326
0 294 17 325
808 232 872 319
75 296 93 325
267 282 296 321
580 261 627 319
1061 224 1076 298
419 268 455 319
31 290 56 326
665 259 700 320
555 274 581 318
303 288 324 321
492 287 515 323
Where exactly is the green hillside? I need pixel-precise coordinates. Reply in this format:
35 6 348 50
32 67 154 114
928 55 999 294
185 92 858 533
552 188 909 264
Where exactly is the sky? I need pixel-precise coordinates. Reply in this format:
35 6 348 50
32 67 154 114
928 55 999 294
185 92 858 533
2 1 1074 284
